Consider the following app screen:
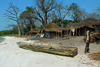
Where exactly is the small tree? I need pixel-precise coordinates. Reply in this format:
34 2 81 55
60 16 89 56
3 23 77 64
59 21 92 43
68 3 82 22
56 3 68 27
4 3 21 36
20 6 35 30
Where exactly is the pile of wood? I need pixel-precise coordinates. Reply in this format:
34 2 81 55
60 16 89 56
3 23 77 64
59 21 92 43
17 42 78 57
88 52 100 60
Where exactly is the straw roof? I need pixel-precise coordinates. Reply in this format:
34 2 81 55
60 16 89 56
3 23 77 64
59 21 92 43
65 20 100 30
95 20 100 25
28 27 40 33
64 22 79 30
43 22 63 32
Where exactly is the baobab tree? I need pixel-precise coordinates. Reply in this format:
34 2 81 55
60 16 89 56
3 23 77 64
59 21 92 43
32 0 57 27
4 3 21 36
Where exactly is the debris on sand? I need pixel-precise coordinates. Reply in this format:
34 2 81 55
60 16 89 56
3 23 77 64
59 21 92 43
88 52 100 61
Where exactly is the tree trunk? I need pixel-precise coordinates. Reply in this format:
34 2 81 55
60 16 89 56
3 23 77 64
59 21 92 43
17 24 21 37
43 22 47 28
61 22 63 27
44 12 47 27
30 19 33 30
17 17 21 37
61 20 64 27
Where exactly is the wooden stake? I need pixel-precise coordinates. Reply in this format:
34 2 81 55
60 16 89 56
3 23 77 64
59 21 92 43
70 30 71 36
76 29 77 36
79 28 80 36
61 31 62 39
56 31 57 39
67 30 68 35
85 27 86 35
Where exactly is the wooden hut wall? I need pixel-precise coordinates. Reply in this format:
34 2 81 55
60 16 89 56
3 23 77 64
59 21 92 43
76 27 95 36
43 30 63 38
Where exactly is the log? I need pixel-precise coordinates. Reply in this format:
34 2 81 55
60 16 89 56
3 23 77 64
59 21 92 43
17 42 78 57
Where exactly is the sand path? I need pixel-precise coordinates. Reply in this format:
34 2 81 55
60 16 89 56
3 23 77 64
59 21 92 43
0 36 99 67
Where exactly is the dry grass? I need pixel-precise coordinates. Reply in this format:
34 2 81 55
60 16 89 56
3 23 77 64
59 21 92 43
88 52 100 61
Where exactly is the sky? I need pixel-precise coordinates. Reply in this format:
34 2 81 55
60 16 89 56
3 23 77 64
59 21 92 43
0 0 100 31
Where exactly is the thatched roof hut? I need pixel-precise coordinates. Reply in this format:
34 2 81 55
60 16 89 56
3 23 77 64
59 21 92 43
65 20 99 30
64 22 79 30
95 20 100 25
43 22 63 38
43 22 63 32
27 27 40 35
64 20 100 36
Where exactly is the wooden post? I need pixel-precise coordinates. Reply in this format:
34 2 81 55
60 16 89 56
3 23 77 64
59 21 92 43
58 30 59 38
76 29 77 36
70 30 71 36
67 30 68 35
52 31 53 37
85 27 86 35
64 30 65 37
61 31 62 39
56 31 57 39
79 28 80 36
29 32 31 36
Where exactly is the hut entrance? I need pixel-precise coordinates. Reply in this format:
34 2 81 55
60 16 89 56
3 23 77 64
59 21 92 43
45 31 51 38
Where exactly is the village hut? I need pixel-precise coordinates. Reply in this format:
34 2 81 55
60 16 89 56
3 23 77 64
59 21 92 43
43 22 63 38
27 27 40 36
64 19 100 36
64 22 79 36
94 20 100 31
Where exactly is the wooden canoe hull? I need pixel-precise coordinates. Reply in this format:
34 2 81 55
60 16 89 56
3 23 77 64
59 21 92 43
17 42 78 57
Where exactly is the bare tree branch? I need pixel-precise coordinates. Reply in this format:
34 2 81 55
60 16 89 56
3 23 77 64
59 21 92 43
4 3 21 36
34 0 57 27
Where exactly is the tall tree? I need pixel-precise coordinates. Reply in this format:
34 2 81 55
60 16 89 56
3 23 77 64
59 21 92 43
56 3 68 27
32 0 57 28
20 6 35 30
4 3 21 36
68 3 82 22
96 5 100 13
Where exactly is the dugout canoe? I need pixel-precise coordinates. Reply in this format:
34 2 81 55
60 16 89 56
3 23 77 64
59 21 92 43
17 42 78 57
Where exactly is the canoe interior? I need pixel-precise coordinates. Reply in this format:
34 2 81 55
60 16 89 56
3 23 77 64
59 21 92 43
17 42 78 57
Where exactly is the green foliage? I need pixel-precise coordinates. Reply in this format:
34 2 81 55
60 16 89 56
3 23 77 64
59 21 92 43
63 20 74 27
52 19 73 27
68 3 82 22
39 25 43 29
20 6 34 19
52 19 61 26
0 29 18 36
26 6 34 13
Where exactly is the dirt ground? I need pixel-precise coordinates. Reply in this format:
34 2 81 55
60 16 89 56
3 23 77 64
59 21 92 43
26 36 100 55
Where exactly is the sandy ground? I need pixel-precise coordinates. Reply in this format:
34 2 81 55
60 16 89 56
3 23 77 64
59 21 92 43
0 36 100 67
45 36 100 55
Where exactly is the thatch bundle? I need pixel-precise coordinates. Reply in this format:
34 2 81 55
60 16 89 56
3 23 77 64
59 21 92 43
27 27 40 34
88 52 100 60
43 22 63 32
